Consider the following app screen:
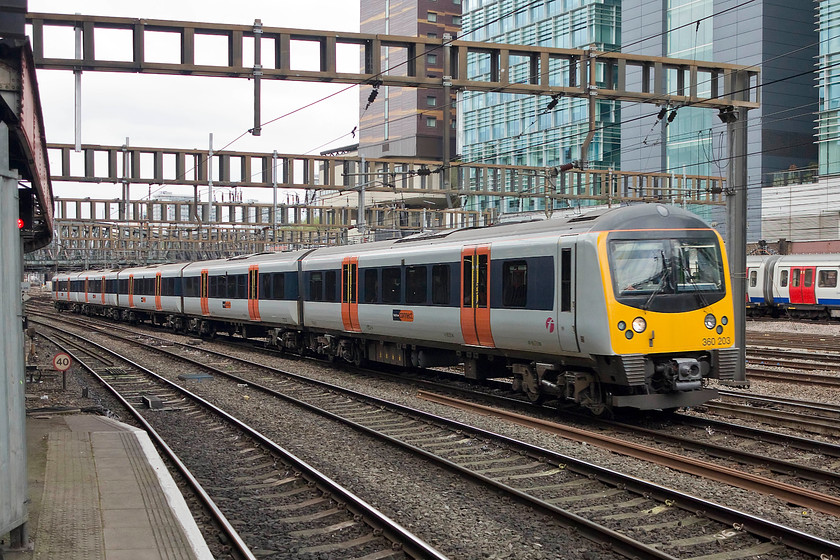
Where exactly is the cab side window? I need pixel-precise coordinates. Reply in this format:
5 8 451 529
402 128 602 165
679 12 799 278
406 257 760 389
749 270 757 287
779 269 788 288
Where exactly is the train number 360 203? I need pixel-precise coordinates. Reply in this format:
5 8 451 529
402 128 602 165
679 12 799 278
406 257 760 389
702 336 731 347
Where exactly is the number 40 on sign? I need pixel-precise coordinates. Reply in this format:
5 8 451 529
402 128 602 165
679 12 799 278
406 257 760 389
52 353 71 371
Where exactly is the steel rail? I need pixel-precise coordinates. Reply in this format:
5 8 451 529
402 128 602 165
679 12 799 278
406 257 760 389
35 331 258 560
416 391 840 518
38 312 840 559
703 401 840 436
33 321 448 560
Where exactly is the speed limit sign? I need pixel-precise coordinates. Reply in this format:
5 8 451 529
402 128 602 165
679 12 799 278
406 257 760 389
52 353 72 372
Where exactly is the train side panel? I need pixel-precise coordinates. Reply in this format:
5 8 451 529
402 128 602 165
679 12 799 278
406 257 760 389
354 245 464 346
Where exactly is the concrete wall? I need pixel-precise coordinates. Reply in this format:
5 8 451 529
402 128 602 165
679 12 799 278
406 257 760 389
0 123 28 539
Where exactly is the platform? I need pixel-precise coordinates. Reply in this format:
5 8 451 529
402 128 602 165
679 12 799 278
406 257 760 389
2 414 213 560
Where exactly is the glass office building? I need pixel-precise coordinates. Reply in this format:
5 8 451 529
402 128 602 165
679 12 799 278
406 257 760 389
458 0 621 213
819 0 840 176
622 0 817 241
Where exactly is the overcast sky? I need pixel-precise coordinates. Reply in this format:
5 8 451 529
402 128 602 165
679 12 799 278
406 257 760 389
28 1 362 202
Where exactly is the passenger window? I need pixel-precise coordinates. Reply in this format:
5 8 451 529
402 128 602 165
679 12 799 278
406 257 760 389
819 270 838 288
237 274 247 299
749 270 757 287
272 273 285 300
310 272 323 301
382 267 402 303
324 270 337 302
804 269 813 288
779 270 788 288
405 266 427 304
477 254 488 307
502 260 528 307
364 269 379 303
792 269 800 288
225 276 235 298
462 257 473 307
432 264 450 305
259 273 271 299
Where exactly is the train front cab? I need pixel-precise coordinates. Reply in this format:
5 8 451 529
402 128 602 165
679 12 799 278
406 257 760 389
595 223 738 410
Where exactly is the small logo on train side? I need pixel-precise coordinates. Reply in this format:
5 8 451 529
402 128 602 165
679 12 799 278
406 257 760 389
392 310 414 322
545 317 555 333
222 301 231 309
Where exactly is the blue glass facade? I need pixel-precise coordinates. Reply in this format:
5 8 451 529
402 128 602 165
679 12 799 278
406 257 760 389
459 0 620 212
664 0 714 177
819 0 840 176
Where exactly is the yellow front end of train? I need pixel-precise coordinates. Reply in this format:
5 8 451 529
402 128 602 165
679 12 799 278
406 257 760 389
596 226 736 404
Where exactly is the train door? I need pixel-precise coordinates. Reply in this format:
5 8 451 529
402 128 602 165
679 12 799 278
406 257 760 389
155 272 163 311
200 269 209 316
128 274 135 308
460 245 495 347
802 267 816 304
84 276 89 303
247 265 261 321
101 275 106 303
789 267 816 304
341 257 360 332
557 240 579 352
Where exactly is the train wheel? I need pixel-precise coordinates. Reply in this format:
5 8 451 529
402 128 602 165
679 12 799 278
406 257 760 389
351 343 365 367
520 365 544 404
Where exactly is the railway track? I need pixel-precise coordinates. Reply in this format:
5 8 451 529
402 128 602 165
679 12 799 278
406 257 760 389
747 330 840 353
33 323 444 560
30 312 840 560
748 348 840 372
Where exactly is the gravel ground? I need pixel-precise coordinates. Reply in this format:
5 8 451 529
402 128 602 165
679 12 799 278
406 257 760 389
26 312 840 558
128 323 840 547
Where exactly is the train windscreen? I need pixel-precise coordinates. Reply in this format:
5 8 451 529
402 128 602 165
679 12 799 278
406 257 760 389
608 236 726 312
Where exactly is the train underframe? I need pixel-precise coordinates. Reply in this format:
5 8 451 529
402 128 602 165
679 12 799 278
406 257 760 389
747 303 839 320
59 301 722 414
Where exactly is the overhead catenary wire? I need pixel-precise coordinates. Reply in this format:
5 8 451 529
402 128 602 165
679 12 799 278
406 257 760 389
123 0 827 218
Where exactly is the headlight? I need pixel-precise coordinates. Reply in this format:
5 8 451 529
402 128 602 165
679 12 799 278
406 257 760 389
721 316 728 325
632 317 646 333
704 313 716 329
617 321 626 331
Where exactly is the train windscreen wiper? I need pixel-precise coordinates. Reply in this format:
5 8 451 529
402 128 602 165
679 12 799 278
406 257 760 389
643 250 670 310
678 250 711 308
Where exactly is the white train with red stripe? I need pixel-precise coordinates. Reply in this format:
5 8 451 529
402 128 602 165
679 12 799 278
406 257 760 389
53 204 738 414
747 254 840 319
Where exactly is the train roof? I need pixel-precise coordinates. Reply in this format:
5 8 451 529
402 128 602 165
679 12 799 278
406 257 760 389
747 254 840 265
63 204 715 275
306 203 715 257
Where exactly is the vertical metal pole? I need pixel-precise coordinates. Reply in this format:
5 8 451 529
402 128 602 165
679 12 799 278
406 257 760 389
726 103 749 386
580 50 597 166
74 14 82 152
207 133 213 223
252 19 263 136
121 138 129 220
442 33 452 194
272 149 278 245
357 157 366 238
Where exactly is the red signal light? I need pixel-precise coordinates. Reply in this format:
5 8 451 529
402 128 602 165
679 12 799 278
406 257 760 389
17 218 24 229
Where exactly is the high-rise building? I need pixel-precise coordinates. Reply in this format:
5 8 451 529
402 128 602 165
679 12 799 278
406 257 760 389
458 0 621 213
818 0 840 176
621 0 817 240
358 0 462 160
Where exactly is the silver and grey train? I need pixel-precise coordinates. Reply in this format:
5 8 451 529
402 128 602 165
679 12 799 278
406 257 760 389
54 204 738 414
